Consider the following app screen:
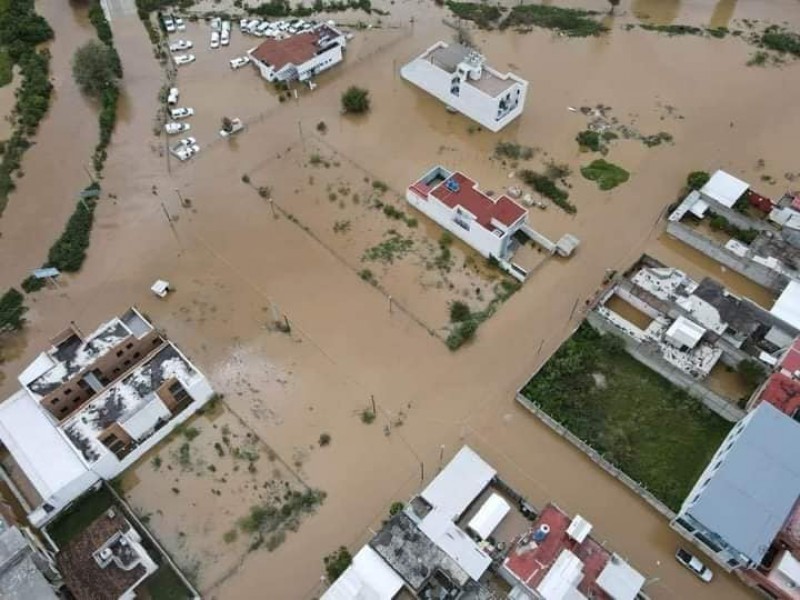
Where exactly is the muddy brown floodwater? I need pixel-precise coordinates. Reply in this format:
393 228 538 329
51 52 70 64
3 0 800 598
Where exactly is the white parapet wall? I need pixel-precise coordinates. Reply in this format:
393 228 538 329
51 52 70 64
401 42 528 132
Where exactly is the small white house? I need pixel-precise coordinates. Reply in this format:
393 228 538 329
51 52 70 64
248 23 346 83
401 42 528 132
407 166 529 261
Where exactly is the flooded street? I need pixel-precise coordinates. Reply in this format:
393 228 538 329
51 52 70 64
3 0 800 598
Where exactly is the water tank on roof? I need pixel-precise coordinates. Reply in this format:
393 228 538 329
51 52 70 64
533 523 550 543
446 178 460 193
99 548 113 562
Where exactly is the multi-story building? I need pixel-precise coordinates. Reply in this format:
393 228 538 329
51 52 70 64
0 511 61 599
401 42 528 132
0 308 214 527
248 23 346 83
671 402 800 576
407 166 529 263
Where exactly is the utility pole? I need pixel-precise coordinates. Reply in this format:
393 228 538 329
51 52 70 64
175 188 184 207
388 295 393 314
83 164 96 186
370 394 376 415
438 444 445 472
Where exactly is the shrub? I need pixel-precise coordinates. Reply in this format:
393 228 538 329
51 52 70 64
576 130 601 152
324 547 352 583
46 196 97 272
449 300 471 322
0 288 26 332
737 359 766 391
341 86 370 114
761 28 800 57
501 4 606 37
518 169 575 213
494 141 533 160
318 432 331 447
446 2 502 29
686 170 710 190
360 408 376 424
446 319 478 350
388 501 404 516
21 274 45 293
316 120 327 133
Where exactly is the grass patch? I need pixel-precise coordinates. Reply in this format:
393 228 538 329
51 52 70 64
501 4 606 37
445 277 521 350
761 27 800 57
518 169 575 213
520 324 731 511
446 1 503 29
580 159 629 190
640 23 704 36
494 141 534 161
575 130 602 152
47 487 114 547
144 564 194 600
362 231 413 264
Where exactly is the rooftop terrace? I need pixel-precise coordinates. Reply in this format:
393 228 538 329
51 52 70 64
61 343 199 463
23 309 153 397
424 43 519 97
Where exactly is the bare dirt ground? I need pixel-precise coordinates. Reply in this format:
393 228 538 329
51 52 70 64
3 0 800 598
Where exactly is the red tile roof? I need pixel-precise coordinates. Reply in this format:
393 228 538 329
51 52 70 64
251 32 319 71
427 172 526 230
503 504 613 599
757 372 800 417
780 338 800 375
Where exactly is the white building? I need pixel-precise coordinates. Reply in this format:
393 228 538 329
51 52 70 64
401 42 528 132
248 23 346 83
407 166 529 262
0 308 214 527
671 402 800 571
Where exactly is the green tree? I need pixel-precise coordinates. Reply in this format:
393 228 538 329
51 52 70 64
324 546 352 582
686 170 710 191
341 86 370 114
72 40 119 99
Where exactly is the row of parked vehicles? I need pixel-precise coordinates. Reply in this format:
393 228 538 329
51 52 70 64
164 87 199 161
162 14 186 33
210 18 231 49
239 17 315 39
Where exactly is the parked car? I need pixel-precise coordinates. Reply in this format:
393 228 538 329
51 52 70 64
246 19 260 32
164 121 190 135
222 20 231 31
210 17 221 31
210 31 220 49
176 136 197 148
169 40 193 52
239 18 249 30
229 56 250 69
174 54 195 66
675 549 714 582
175 17 186 31
163 16 176 33
221 29 230 46
167 87 179 105
219 117 243 138
170 107 194 119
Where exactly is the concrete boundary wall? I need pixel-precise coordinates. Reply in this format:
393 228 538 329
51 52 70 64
514 393 676 521
587 312 744 422
666 222 788 292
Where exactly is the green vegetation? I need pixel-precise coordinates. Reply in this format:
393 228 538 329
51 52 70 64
324 546 353 583
318 432 331 446
686 170 710 191
47 487 114 546
72 41 119 99
640 23 704 36
223 529 238 544
520 324 731 510
433 232 453 271
446 278 521 350
737 358 766 396
641 131 673 148
575 130 602 152
580 159 630 190
518 169 575 214
0 288 26 332
501 4 606 37
761 27 800 57
20 275 45 293
86 0 122 173
0 49 11 87
249 0 372 18
358 268 377 285
494 141 534 161
388 501 404 516
46 194 97 272
362 231 413 264
449 300 471 323
446 2 503 29
360 408 376 424
708 212 759 245
0 0 54 214
747 50 770 67
238 488 326 549
144 565 195 600
341 86 370 114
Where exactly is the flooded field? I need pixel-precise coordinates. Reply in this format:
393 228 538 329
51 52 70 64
3 0 800 598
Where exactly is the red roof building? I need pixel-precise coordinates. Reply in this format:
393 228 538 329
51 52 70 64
248 24 346 83
755 372 800 418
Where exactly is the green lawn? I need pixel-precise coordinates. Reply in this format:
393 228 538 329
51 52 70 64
521 324 731 511
580 159 630 190
47 486 115 547
145 565 194 600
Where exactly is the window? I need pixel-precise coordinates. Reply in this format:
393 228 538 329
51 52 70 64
113 368 120 375
152 339 160 346
133 352 141 359
126 342 133 350
59 406 69 416
123 360 131 367
116 350 124 357
64 389 72 396
696 532 723 553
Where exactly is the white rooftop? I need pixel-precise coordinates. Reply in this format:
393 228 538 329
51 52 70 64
596 555 646 600
566 515 592 544
419 507 492 581
771 281 800 331
701 170 749 209
0 389 94 502
321 546 404 600
536 549 586 600
467 493 510 541
420 445 496 521
775 550 800 586
665 316 706 350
